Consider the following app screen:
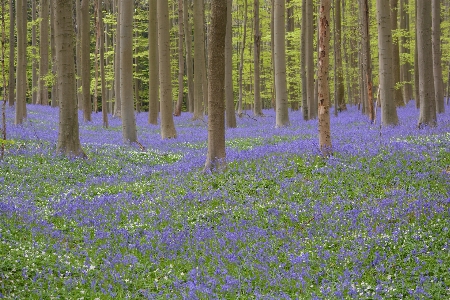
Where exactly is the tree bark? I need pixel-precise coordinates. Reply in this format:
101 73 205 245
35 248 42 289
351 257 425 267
390 0 404 107
432 0 445 113
158 0 177 139
360 0 374 122
81 0 92 121
32 0 38 105
301 0 308 120
174 0 185 116
98 0 108 128
38 0 49 106
203 0 227 173
148 0 159 124
193 0 204 120
253 0 263 116
377 0 398 125
15 0 27 124
318 0 332 156
50 0 58 107
237 0 248 117
225 0 236 127
287 0 298 111
399 0 412 103
335 0 346 111
274 0 290 127
305 0 315 119
114 0 121 117
54 0 85 158
184 0 194 113
8 0 14 106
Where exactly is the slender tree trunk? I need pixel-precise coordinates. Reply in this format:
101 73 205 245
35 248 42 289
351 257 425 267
390 0 404 107
414 0 420 109
270 0 276 110
306 0 315 119
1 0 6 160
335 0 346 111
50 1 58 107
360 0 374 122
377 0 398 125
114 0 122 117
274 0 290 127
32 0 38 105
38 0 49 106
253 0 263 116
432 0 444 114
81 0 92 121
8 0 14 107
76 0 82 109
174 0 185 116
98 0 108 128
158 0 177 139
54 0 85 158
15 0 27 124
318 0 332 156
237 0 248 117
203 0 227 173
148 0 159 124
193 0 204 120
184 0 194 113
287 0 298 111
399 0 412 103
417 0 436 127
301 0 308 120
225 0 236 127
94 3 99 114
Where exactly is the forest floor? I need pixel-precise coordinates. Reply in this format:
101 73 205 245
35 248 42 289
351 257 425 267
1 102 449 299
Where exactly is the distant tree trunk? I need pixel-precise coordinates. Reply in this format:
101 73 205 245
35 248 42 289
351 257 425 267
148 0 159 124
318 0 332 156
174 0 184 116
301 0 308 120
76 0 82 109
32 0 38 105
120 0 137 142
287 0 298 111
15 0 27 125
225 0 236 127
98 0 108 128
94 4 99 114
237 0 248 117
38 0 49 106
271 0 276 110
253 0 263 116
360 0 374 123
184 0 194 113
158 0 177 139
54 0 85 158
417 0 436 127
274 0 290 127
432 0 444 114
377 0 398 125
414 0 420 109
81 0 92 121
114 0 122 118
50 1 58 107
306 0 315 119
335 0 346 111
390 0 404 107
399 0 412 103
193 0 204 120
8 0 14 107
203 0 227 173
1 0 6 160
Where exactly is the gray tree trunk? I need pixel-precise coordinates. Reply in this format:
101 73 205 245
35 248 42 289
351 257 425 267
301 0 308 120
32 0 38 105
399 0 412 103
414 0 420 109
253 0 263 116
417 0 437 127
377 0 398 125
158 0 177 139
174 0 185 116
76 0 82 109
38 0 49 106
335 0 346 111
15 0 27 124
390 0 404 107
114 0 122 118
274 0 290 127
54 0 85 157
203 0 227 172
120 0 137 142
306 0 315 119
237 0 248 117
50 1 58 107
148 0 159 124
225 0 236 127
360 0 374 122
98 0 108 128
184 0 194 113
193 0 204 120
81 0 92 121
8 0 14 106
432 0 445 114
287 0 298 111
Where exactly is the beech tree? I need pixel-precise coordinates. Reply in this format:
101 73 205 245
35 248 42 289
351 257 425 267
432 0 445 114
225 0 237 127
8 0 14 107
148 0 159 125
37 0 49 106
253 0 263 116
81 0 92 121
193 0 205 120
15 0 27 125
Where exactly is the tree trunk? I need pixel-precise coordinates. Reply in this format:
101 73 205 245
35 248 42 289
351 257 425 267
253 0 263 116
417 0 437 127
274 0 290 127
81 0 92 121
184 0 194 113
76 0 82 109
50 0 58 107
237 0 248 117
306 0 315 119
390 0 404 107
318 0 332 156
203 0 227 173
432 0 444 114
32 0 38 105
399 0 412 103
193 0 204 120
335 0 346 111
15 0 27 124
98 0 108 128
38 0 49 106
414 0 420 109
158 0 177 139
225 0 236 127
301 0 308 120
287 0 298 111
54 0 85 158
377 0 398 125
360 0 374 123
114 0 122 118
148 0 159 124
174 0 184 116
8 0 14 106
120 0 137 142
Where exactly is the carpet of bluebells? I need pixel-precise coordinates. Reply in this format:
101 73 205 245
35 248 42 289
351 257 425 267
1 102 449 299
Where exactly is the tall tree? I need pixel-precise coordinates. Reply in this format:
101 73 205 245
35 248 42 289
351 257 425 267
335 0 346 111
237 0 248 117
184 0 194 113
148 0 159 125
8 0 14 107
225 0 236 127
274 0 290 127
417 0 436 127
15 0 27 124
75 0 82 109
399 0 412 103
253 0 263 116
318 0 332 155
158 0 177 139
360 0 374 122
286 0 298 111
97 0 108 128
301 0 308 120
376 0 398 125
50 0 58 107
1 0 6 160
114 0 121 117
54 0 85 157
390 0 404 107
305 0 315 119
193 0 204 120
432 0 444 114
38 0 49 106
203 0 227 172
81 0 92 121
120 0 137 142
32 0 38 105
174 0 185 116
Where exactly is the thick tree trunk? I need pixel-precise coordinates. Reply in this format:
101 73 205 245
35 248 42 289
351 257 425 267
15 0 27 124
8 0 14 107
50 1 58 107
360 0 374 122
76 0 82 109
114 0 122 118
32 0 38 105
193 0 204 120
81 0 92 121
377 0 398 125
98 0 108 128
120 0 137 142
38 0 49 106
306 0 315 119
148 0 159 124
432 0 444 114
414 1 420 109
225 0 236 127
390 0 404 107
417 0 437 127
318 0 332 156
253 0 263 116
203 0 227 173
54 0 85 158
274 0 290 127
301 0 308 120
158 0 177 139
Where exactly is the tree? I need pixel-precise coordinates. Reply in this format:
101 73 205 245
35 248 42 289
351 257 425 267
1 0 6 160
237 0 248 117
174 0 185 116
81 0 92 121
417 0 436 127
148 0 159 125
399 0 412 104
203 0 227 172
8 0 14 107
390 0 404 107
432 0 445 114
38 0 49 106
301 0 308 120
97 0 108 128
158 0 177 139
193 0 205 120
50 0 58 107
32 0 38 105
54 0 85 157
335 0 346 111
225 0 236 127
359 0 374 122
286 0 297 111
15 0 27 125
114 0 121 118
376 0 398 125
253 0 263 116
274 0 290 127
305 0 315 119
318 0 332 156
184 0 194 113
